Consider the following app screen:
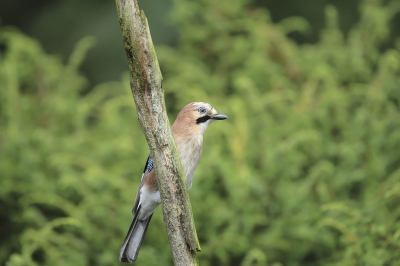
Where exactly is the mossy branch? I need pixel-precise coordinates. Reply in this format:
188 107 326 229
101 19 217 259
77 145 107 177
114 0 200 265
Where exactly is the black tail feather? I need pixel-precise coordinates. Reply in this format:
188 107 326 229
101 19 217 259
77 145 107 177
119 206 153 263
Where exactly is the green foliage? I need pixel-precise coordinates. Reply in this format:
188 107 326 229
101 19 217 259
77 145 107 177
1 0 400 265
0 29 169 266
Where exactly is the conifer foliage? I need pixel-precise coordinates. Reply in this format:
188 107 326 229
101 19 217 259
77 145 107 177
1 0 400 265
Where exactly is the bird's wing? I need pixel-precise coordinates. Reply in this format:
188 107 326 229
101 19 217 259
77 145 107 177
132 155 154 216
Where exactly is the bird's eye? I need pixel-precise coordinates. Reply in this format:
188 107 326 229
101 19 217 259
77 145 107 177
198 107 207 114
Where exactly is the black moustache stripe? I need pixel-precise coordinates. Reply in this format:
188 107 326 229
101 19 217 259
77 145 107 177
196 115 211 124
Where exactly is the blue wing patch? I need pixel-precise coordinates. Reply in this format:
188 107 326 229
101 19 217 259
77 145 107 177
143 156 154 174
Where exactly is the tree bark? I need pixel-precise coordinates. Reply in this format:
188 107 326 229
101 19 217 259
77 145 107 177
114 0 201 265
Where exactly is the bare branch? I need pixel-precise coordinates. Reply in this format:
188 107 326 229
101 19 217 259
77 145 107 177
114 0 201 265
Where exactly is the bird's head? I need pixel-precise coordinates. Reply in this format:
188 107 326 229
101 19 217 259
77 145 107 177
172 102 228 137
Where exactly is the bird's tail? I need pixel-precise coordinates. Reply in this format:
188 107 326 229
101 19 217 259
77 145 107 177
119 206 153 263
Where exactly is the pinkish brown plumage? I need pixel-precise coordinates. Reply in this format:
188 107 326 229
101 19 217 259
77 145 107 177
120 102 227 263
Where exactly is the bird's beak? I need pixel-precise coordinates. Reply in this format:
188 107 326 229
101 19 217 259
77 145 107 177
210 113 228 120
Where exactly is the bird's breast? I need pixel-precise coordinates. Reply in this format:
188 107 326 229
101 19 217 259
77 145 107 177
176 136 203 190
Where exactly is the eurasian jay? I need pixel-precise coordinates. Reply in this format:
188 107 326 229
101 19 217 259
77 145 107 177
119 102 228 263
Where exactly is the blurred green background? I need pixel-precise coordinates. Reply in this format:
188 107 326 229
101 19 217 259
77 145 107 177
1 0 400 265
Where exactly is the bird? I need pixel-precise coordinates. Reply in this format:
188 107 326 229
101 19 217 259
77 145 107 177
119 102 228 263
